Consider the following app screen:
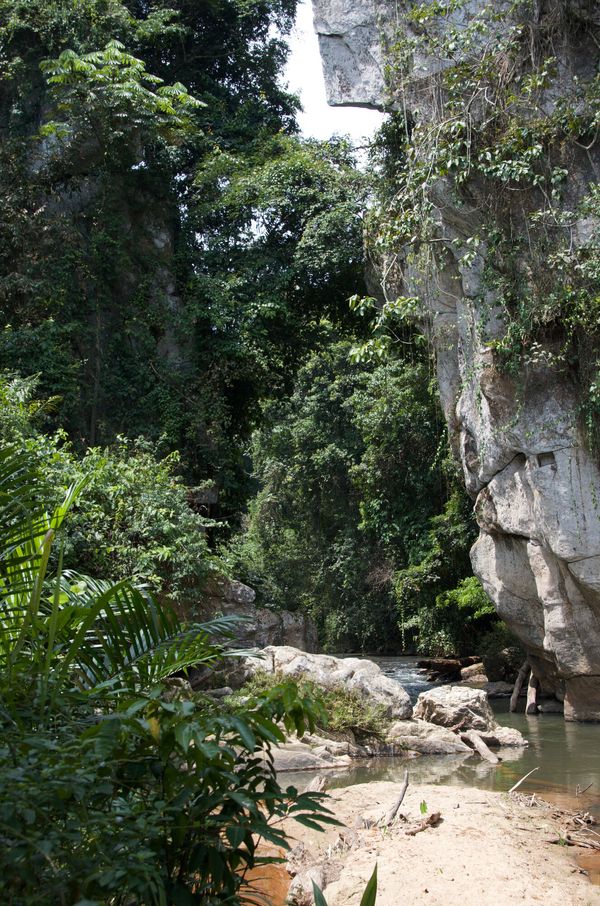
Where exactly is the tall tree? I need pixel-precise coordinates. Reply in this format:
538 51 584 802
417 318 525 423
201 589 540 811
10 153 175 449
0 0 367 521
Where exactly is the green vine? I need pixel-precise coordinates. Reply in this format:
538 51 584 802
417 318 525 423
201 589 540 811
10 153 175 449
367 0 600 446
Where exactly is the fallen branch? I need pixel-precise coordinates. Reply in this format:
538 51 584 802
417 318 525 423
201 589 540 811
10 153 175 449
546 836 600 850
379 769 409 826
508 766 539 794
406 813 441 836
461 729 500 765
305 774 328 793
510 660 530 712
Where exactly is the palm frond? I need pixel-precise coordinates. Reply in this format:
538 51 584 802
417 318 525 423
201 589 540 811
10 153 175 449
0 444 239 702
56 571 230 691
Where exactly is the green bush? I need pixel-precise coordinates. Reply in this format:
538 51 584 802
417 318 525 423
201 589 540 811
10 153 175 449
232 670 391 741
0 688 335 905
0 444 335 904
0 374 217 612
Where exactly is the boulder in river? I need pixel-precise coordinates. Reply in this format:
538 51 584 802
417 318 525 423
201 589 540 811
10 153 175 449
242 645 413 720
386 719 472 755
413 685 527 746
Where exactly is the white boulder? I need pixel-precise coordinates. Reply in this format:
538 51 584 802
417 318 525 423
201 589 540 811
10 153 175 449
243 646 413 720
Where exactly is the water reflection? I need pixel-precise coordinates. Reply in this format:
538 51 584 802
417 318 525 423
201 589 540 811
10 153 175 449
283 657 600 815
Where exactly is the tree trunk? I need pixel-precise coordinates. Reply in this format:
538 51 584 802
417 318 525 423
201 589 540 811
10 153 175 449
510 660 530 712
526 671 539 715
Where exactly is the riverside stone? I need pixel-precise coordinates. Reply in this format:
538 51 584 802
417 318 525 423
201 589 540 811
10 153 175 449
243 645 413 719
414 686 496 732
270 742 353 772
413 686 527 746
386 719 472 755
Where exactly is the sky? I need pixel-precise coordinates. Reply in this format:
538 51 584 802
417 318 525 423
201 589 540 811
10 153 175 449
284 0 385 143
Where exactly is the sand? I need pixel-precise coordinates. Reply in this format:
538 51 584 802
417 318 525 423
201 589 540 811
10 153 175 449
281 781 600 906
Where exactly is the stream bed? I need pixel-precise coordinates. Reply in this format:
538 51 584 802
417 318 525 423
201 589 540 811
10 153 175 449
282 657 600 816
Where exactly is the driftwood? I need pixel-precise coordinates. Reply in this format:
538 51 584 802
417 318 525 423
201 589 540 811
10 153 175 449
508 766 539 794
510 660 530 712
461 729 500 765
546 835 600 850
379 769 409 826
305 774 328 793
406 813 442 836
526 671 539 714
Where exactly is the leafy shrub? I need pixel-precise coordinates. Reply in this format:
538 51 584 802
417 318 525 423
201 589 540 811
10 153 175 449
0 689 335 905
0 444 335 904
233 670 391 741
0 374 217 611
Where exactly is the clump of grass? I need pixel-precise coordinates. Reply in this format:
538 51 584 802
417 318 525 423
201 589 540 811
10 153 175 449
230 670 391 741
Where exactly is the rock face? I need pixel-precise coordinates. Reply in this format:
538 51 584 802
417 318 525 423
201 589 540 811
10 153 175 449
200 577 319 652
311 0 389 108
242 645 413 720
312 0 600 720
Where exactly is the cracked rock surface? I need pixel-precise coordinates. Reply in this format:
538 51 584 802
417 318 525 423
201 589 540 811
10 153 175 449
312 0 600 719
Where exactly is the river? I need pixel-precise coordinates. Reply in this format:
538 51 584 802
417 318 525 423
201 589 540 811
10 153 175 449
283 657 600 816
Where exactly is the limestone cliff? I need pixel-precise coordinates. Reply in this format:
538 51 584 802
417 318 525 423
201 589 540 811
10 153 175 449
312 0 600 719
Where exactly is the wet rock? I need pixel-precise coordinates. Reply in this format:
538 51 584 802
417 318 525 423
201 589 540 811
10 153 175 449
386 719 471 755
413 686 527 746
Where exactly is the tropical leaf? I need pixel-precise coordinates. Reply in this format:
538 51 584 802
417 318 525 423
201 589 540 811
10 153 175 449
359 865 378 906
0 445 240 709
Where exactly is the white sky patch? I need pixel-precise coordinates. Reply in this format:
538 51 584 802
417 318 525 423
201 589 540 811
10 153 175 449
284 0 385 144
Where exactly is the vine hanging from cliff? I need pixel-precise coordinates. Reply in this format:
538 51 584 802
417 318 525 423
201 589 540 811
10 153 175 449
364 0 600 444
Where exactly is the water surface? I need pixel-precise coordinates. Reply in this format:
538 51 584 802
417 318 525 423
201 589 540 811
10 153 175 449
285 656 600 815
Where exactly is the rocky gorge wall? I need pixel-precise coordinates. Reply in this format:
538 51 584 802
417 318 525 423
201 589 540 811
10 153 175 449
312 0 600 719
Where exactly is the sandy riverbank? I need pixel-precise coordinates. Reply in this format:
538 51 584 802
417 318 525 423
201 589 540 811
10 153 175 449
279 780 600 905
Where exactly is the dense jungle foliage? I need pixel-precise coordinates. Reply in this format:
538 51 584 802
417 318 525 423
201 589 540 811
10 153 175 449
0 0 494 657
0 441 335 904
0 0 515 901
